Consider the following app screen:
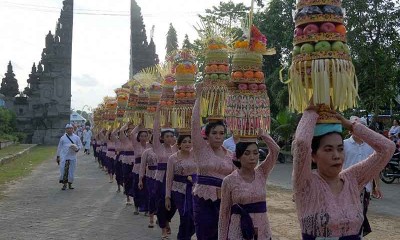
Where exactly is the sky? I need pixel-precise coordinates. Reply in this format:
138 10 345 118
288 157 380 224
0 0 255 113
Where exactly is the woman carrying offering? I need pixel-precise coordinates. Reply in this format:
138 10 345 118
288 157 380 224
153 106 178 239
191 84 235 240
119 123 135 205
165 134 197 240
218 129 280 240
292 104 395 239
105 129 118 183
131 123 152 215
139 146 158 228
114 130 124 193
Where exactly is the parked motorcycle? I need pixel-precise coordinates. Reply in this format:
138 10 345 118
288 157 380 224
380 151 400 184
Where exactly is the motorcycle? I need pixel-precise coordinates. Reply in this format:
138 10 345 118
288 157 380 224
380 151 400 184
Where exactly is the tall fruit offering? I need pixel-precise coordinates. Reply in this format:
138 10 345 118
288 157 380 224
226 25 273 138
171 49 197 133
286 0 358 112
195 20 235 121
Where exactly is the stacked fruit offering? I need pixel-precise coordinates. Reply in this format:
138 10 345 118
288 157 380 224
159 74 176 107
158 71 176 128
132 87 148 126
172 49 196 131
104 97 117 122
147 82 162 113
200 38 230 120
286 0 358 112
124 85 138 122
115 88 130 119
293 2 348 56
226 25 271 137
174 49 196 105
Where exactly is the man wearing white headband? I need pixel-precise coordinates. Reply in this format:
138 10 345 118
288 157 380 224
343 116 381 236
56 123 83 190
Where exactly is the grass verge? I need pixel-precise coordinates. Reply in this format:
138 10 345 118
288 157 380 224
0 146 56 188
0 144 35 159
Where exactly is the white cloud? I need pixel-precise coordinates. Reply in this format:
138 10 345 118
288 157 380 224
72 74 99 87
0 0 250 112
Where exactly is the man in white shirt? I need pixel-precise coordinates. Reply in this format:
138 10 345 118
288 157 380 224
343 116 382 236
82 126 92 155
222 134 240 152
57 124 83 190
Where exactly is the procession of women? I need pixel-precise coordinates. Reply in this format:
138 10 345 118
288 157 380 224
85 1 396 239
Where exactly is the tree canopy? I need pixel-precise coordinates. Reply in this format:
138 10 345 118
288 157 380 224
342 0 400 114
0 61 19 98
166 23 178 55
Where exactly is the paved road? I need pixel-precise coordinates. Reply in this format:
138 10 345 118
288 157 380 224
0 152 180 240
1 153 398 240
268 162 400 217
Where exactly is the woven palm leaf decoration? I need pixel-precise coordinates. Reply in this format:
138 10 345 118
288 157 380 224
194 19 237 121
282 0 358 113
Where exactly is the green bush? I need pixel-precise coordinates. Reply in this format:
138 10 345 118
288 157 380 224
0 133 17 142
0 107 16 135
13 132 27 143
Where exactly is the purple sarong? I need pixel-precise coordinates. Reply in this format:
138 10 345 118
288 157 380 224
122 163 133 197
193 195 221 240
146 177 157 214
156 180 176 228
132 159 148 212
172 191 195 240
173 174 196 216
114 154 123 186
107 156 115 175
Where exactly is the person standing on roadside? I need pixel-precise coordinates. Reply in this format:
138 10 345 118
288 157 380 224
343 116 383 236
82 126 92 155
57 124 83 190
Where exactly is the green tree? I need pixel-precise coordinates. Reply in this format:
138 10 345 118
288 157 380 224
198 1 249 29
198 1 249 38
342 0 400 114
182 34 194 50
254 0 295 116
166 23 178 55
0 107 16 134
271 108 298 150
130 0 156 78
0 61 19 98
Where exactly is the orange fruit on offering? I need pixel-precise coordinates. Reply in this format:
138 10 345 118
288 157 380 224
209 64 218 71
254 71 264 79
335 24 346 35
233 71 243 79
218 64 227 72
243 71 254 79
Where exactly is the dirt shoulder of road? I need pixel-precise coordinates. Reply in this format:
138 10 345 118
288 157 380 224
267 185 400 239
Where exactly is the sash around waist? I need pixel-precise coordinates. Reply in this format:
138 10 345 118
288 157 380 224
107 148 116 151
302 234 361 240
135 157 141 164
173 174 197 184
231 201 267 215
157 163 167 170
196 175 223 187
148 165 157 170
123 151 135 156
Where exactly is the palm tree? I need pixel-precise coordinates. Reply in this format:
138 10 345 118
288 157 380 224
271 108 298 151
